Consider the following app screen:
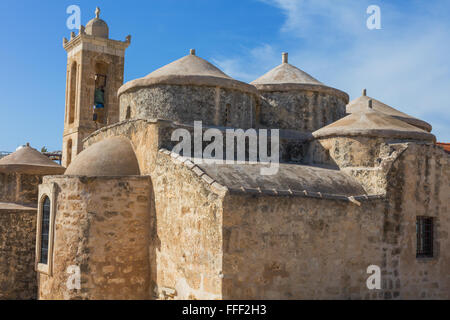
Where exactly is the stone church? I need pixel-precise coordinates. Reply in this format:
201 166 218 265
0 8 449 300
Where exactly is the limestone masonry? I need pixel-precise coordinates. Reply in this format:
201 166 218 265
0 8 448 300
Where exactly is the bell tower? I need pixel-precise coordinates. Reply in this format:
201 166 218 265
62 7 131 167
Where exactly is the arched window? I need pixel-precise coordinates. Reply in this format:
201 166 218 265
68 62 77 124
94 62 108 124
67 139 73 167
39 196 51 264
36 183 56 275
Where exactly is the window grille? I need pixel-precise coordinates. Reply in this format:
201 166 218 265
416 216 434 258
40 197 51 264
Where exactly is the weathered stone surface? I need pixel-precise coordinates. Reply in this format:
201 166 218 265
119 85 257 129
0 204 37 300
0 172 43 205
150 152 224 300
38 176 151 300
258 90 347 132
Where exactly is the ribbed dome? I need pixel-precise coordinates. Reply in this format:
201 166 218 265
65 137 140 177
85 7 109 38
347 90 432 132
0 146 65 174
313 101 435 142
118 49 258 96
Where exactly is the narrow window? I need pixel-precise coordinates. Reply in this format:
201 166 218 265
67 139 72 167
40 197 51 264
126 106 131 120
68 62 77 124
225 104 231 126
417 217 434 258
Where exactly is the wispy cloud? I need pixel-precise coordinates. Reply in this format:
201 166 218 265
213 44 279 83
212 0 450 140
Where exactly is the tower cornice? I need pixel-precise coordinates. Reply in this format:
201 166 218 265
63 33 131 55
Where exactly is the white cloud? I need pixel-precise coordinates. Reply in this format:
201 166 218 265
212 0 450 141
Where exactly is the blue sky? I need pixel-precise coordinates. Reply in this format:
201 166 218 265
0 0 449 151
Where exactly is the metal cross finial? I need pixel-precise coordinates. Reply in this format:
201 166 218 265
95 7 101 19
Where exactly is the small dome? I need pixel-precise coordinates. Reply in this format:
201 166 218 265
85 7 109 38
313 101 436 142
65 137 140 177
118 49 257 96
251 53 348 100
0 146 65 174
252 53 322 86
347 90 432 132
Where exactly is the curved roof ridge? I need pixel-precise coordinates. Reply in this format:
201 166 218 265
159 148 377 202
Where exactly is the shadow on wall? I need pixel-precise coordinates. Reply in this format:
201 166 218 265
148 177 160 299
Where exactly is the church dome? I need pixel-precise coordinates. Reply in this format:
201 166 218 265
252 53 322 86
65 137 140 177
347 89 432 132
85 7 109 39
118 49 257 96
117 49 258 129
251 53 348 99
313 100 435 142
0 145 65 174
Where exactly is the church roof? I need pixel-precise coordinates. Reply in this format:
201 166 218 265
252 53 322 86
85 7 109 38
347 90 432 132
118 49 258 96
160 149 374 199
65 137 140 177
313 100 436 142
251 53 348 100
437 142 450 154
0 146 65 174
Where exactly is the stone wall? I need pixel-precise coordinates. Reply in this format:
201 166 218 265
221 194 386 299
150 153 225 300
119 85 257 129
383 143 450 299
38 176 151 300
0 204 37 300
307 137 423 195
259 90 347 132
0 172 43 205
